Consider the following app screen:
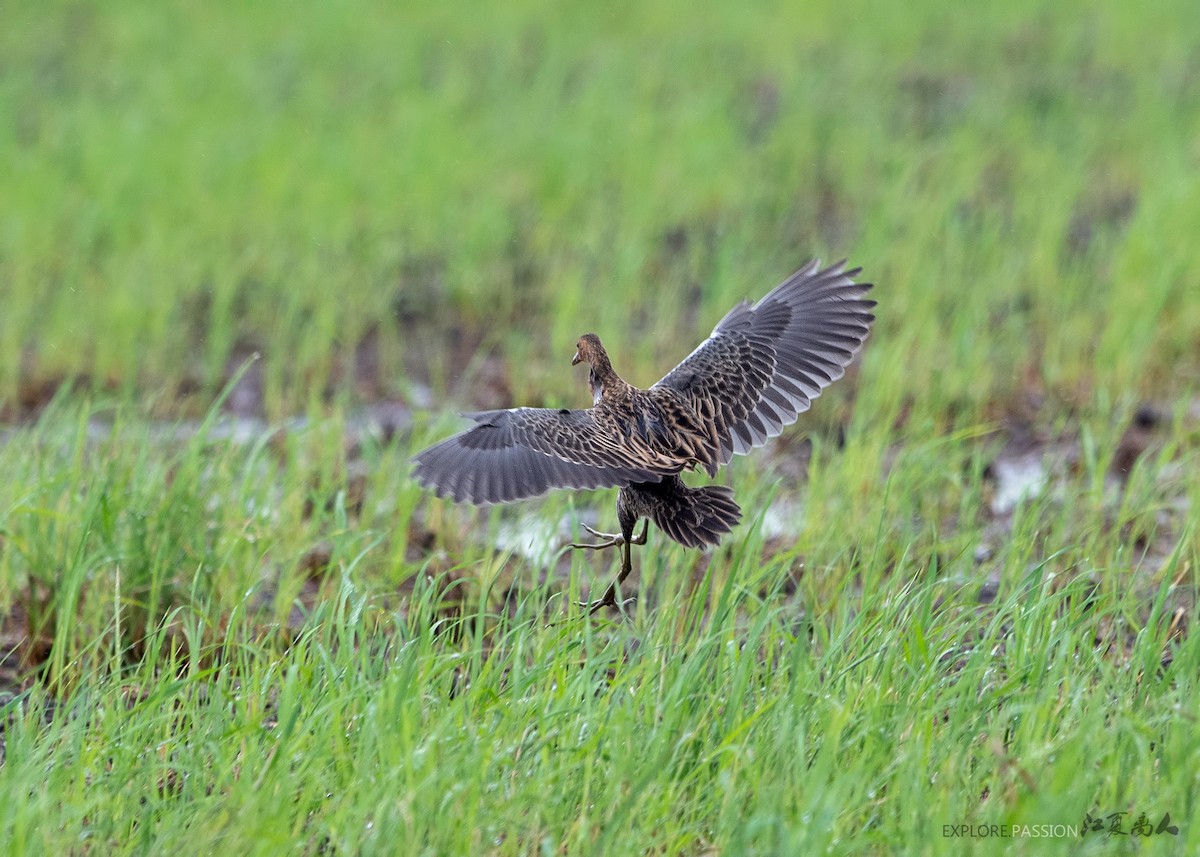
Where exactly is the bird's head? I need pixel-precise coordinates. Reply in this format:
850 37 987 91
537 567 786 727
572 333 607 368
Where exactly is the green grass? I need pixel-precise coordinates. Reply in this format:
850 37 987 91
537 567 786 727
2 0 1200 853
1 402 1196 854
4 0 1200 414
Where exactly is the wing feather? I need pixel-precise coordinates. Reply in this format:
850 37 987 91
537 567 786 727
412 407 668 504
653 259 875 469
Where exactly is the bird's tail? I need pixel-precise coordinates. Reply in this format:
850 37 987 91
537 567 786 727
651 483 742 549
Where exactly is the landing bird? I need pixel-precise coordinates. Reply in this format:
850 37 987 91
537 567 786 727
412 260 876 613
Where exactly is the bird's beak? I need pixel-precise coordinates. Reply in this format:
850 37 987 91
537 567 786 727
572 351 581 366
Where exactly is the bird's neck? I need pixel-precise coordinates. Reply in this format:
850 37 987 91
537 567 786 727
589 362 628 405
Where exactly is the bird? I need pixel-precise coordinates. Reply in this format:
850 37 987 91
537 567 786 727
412 260 876 613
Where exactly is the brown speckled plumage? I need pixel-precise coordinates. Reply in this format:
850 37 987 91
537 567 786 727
413 259 876 612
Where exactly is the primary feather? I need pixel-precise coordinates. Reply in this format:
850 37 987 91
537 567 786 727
653 259 874 470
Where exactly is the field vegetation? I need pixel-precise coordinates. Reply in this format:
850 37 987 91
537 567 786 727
1 1 1198 853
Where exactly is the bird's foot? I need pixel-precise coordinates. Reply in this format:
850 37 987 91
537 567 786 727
569 520 648 551
570 523 624 550
577 593 636 615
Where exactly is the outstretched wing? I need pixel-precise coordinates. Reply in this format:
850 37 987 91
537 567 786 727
653 260 875 470
412 407 669 505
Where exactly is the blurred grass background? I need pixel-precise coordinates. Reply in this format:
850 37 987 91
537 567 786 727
3 0 1198 421
2 1 1200 853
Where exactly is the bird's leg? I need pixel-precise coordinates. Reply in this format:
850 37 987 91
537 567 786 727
586 539 635 615
570 520 648 551
579 515 644 614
